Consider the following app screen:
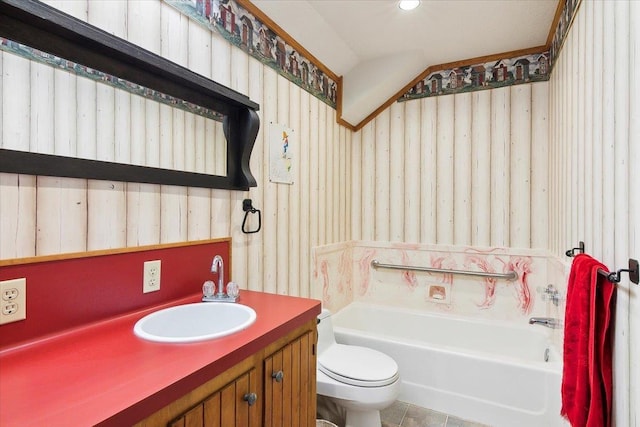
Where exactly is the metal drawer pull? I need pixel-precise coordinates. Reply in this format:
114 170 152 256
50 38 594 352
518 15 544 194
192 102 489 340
243 392 257 406
272 370 284 382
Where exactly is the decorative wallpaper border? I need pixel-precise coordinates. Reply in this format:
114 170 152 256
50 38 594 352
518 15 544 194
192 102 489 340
399 51 550 102
0 38 224 122
165 0 338 108
549 0 582 69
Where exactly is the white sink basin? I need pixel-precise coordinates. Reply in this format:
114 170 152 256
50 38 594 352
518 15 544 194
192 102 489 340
133 303 257 343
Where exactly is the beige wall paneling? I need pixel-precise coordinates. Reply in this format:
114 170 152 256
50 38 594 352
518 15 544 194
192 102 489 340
359 122 375 242
629 0 640 415
127 0 161 247
30 58 57 256
530 82 549 250
549 1 640 424
350 117 362 241
84 1 126 251
374 109 390 241
208 29 232 242
284 81 300 296
327 107 347 243
324 101 333 244
210 31 231 240
276 75 290 294
419 97 437 244
403 99 420 243
509 84 531 249
229 44 250 288
158 4 188 244
261 67 278 294
0 30 36 258
245 57 265 292
453 93 472 246
587 1 602 262
489 87 510 247
389 101 404 242
338 112 347 242
471 90 491 247
576 10 587 250
329 106 338 243
298 89 311 297
28 2 86 256
613 1 631 423
436 95 454 245
308 94 320 280
288 84 301 295
0 173 36 259
601 1 615 265
187 21 213 243
1 54 29 152
317 102 327 245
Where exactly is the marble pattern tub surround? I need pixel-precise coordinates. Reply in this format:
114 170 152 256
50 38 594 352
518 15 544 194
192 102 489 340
314 241 552 323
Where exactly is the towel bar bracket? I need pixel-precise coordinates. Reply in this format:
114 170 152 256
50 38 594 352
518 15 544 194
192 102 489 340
599 258 639 284
629 259 639 284
565 241 585 257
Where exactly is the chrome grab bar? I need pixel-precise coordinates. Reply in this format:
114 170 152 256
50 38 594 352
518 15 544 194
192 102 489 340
371 259 519 281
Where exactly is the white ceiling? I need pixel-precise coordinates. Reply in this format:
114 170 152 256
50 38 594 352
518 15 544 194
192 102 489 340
251 0 558 126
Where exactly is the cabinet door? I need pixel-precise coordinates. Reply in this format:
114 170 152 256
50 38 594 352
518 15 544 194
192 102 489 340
264 331 316 427
206 368 261 427
170 368 260 427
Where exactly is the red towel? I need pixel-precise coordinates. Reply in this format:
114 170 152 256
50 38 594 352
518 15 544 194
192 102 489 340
561 254 616 427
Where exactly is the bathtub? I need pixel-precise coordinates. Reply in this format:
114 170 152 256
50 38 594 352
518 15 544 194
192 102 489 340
331 302 568 427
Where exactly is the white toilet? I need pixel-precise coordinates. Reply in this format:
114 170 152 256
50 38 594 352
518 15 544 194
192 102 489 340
316 309 401 427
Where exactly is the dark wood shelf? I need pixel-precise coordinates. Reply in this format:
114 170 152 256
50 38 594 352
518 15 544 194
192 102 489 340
0 0 260 190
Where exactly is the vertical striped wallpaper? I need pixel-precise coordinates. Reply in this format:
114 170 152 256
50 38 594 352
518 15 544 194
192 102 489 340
548 1 640 424
349 82 549 250
2 1 639 423
0 0 350 300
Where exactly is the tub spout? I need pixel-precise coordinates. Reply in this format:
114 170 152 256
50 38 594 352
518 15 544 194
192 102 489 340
528 317 562 329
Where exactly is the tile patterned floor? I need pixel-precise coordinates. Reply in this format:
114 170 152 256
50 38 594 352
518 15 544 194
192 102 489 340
381 401 491 427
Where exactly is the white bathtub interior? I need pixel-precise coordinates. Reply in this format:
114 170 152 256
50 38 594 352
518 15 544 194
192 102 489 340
331 302 568 427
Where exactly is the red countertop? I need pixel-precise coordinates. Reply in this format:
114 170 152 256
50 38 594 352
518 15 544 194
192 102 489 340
0 290 321 427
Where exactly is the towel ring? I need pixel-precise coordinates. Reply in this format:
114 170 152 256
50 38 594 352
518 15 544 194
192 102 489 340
241 199 261 234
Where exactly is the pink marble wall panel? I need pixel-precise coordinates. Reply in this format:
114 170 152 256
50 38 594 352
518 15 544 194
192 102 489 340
314 241 554 323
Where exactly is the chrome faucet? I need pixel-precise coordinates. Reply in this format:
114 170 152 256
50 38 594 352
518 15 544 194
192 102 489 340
211 255 225 298
528 317 562 329
203 255 239 302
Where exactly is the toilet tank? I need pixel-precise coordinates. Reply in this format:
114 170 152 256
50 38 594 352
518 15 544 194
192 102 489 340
317 309 336 354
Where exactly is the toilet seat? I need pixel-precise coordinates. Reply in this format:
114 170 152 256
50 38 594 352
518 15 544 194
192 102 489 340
318 344 399 387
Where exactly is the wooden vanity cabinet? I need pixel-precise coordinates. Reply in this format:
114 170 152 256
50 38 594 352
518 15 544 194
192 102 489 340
136 319 317 427
264 330 316 427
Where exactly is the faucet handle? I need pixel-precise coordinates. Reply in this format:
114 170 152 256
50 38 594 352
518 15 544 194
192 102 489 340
227 282 240 298
203 280 216 298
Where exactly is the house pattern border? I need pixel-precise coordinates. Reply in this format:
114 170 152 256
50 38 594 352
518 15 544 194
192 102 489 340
398 51 550 102
165 0 338 108
0 38 225 122
549 0 582 70
399 0 583 102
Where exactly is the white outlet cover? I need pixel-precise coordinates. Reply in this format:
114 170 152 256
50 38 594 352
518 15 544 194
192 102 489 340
143 260 161 293
0 277 26 324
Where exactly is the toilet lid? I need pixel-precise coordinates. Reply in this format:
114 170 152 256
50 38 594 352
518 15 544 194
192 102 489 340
318 344 399 387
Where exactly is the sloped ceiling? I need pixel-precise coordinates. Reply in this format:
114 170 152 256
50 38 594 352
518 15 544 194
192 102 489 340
251 0 558 127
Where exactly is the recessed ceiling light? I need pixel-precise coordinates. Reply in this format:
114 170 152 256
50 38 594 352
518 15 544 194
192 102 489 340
398 0 420 11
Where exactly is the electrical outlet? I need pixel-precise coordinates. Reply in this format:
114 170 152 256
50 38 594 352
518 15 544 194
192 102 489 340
143 260 161 294
0 278 26 325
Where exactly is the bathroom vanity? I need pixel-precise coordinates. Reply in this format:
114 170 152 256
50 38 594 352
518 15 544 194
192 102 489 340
0 290 320 426
137 316 317 426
